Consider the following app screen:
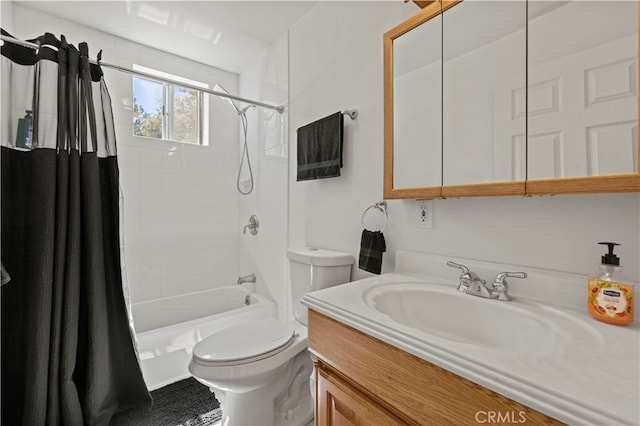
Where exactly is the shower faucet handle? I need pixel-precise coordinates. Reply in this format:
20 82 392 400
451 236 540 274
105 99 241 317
243 215 259 235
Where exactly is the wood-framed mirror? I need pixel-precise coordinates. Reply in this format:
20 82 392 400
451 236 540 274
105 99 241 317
384 0 640 200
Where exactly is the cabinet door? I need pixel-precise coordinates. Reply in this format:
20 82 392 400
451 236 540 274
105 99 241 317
392 7 442 191
384 2 445 199
528 1 638 179
442 0 527 196
316 367 404 426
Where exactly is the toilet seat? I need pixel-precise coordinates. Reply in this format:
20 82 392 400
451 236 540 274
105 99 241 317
192 319 295 367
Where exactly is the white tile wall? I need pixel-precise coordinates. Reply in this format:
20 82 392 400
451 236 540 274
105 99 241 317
10 4 243 303
239 33 290 320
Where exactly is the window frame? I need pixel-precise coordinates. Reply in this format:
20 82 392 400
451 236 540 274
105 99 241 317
132 65 209 146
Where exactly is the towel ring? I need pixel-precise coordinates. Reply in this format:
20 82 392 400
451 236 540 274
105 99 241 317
361 201 388 232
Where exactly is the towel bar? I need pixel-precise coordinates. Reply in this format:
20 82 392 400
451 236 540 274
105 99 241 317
342 109 358 120
361 201 387 231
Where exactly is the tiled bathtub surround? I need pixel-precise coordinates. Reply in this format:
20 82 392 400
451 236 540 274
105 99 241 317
120 134 241 302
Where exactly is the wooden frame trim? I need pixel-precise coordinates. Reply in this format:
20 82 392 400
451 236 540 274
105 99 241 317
384 185 441 200
526 174 640 195
442 181 525 198
404 0 438 10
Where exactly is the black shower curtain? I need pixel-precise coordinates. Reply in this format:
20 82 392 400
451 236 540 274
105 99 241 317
1 30 151 425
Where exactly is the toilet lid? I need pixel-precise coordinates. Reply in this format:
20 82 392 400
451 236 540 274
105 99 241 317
193 319 295 365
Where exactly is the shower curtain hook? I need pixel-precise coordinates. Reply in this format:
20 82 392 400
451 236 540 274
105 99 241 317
342 109 358 120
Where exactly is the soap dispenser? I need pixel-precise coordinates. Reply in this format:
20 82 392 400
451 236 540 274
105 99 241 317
15 110 33 149
587 242 634 326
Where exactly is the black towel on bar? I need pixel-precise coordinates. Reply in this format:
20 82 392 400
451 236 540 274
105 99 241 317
358 230 386 275
296 111 344 181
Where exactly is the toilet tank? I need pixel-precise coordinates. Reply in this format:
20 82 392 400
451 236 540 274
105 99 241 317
287 247 353 325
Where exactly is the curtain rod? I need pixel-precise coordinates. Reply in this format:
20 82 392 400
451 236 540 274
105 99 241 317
0 34 285 114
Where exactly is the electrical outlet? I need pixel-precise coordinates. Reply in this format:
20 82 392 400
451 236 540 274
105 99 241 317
416 200 434 229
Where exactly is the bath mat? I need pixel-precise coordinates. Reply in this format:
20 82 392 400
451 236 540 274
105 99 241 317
111 377 222 426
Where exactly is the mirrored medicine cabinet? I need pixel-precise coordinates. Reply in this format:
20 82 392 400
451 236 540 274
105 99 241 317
384 0 640 199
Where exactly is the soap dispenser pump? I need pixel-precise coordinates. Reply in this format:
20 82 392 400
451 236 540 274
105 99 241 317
587 242 634 326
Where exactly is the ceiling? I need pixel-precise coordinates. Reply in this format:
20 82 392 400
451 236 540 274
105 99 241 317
17 1 317 73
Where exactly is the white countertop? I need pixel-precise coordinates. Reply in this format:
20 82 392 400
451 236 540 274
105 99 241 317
302 271 640 425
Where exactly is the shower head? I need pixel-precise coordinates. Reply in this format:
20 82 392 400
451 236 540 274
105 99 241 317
214 84 241 114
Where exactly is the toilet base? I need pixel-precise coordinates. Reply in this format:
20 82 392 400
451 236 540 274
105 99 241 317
211 350 313 426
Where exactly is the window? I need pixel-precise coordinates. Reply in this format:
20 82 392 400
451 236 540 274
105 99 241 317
132 65 208 145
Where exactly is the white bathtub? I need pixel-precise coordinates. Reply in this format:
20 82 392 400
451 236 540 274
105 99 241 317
131 286 275 390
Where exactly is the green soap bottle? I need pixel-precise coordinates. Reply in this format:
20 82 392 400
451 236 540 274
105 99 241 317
16 110 33 149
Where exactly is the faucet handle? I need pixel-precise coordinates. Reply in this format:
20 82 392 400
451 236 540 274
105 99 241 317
447 261 484 293
243 215 259 235
494 272 527 282
446 261 470 274
491 272 527 301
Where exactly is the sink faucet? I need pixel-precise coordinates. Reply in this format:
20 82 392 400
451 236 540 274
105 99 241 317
447 262 527 301
237 273 256 285
490 272 527 301
446 261 489 297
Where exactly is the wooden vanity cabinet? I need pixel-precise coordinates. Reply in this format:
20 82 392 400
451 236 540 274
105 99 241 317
308 309 563 426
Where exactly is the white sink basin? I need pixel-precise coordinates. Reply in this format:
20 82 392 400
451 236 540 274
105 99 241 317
363 282 577 354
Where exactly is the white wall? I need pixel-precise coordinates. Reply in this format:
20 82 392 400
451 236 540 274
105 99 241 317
238 33 289 319
289 2 640 287
9 4 242 303
1 1 14 33
289 1 414 256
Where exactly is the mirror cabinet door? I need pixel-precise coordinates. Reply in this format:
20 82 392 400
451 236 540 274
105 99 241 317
392 10 443 192
441 1 527 195
528 1 638 180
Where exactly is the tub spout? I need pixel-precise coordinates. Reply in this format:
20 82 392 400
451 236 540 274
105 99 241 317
237 273 256 285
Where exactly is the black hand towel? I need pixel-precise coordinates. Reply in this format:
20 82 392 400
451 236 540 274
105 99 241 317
296 111 344 181
359 230 386 275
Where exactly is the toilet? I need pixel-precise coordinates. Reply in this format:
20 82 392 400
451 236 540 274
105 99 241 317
189 247 353 426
